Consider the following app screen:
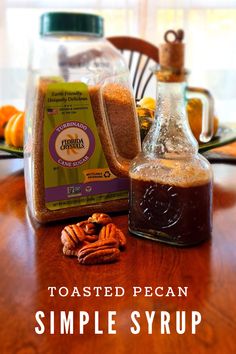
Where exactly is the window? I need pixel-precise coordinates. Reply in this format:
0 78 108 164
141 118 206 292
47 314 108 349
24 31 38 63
1 0 236 122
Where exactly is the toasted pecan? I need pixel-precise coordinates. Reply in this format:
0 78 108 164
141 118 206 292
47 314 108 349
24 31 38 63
62 213 126 264
115 228 127 249
78 246 120 265
99 223 117 240
84 234 99 243
78 238 118 257
77 220 98 235
61 224 86 250
62 246 79 257
88 213 112 225
99 223 126 249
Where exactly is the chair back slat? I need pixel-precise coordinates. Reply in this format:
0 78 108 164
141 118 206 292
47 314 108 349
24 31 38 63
135 56 150 100
128 51 134 71
107 36 159 99
140 72 153 100
132 53 142 93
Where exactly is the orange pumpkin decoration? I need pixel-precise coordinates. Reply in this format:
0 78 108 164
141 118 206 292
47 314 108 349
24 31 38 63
0 105 19 137
4 112 25 148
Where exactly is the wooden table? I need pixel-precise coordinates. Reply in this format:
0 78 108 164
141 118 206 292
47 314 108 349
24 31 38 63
0 158 236 354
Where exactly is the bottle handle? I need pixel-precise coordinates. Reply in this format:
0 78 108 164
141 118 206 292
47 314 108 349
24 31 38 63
94 82 141 178
186 87 214 143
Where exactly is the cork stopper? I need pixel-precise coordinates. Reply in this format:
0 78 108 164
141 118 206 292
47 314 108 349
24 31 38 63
159 29 185 71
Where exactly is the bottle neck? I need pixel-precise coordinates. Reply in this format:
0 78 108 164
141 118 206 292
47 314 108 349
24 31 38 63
143 79 198 158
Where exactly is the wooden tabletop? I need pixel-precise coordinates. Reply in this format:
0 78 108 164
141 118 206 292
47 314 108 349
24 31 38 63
0 158 236 354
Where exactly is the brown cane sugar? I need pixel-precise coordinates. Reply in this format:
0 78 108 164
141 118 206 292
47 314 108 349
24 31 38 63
29 78 140 223
89 83 141 175
100 83 140 160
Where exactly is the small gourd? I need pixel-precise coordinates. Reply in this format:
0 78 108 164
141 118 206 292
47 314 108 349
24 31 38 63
0 105 18 137
4 111 25 148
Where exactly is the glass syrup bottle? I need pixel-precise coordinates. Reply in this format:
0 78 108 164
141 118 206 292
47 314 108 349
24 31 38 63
128 30 213 246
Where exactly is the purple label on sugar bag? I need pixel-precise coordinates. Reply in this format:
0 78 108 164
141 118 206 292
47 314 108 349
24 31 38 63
48 121 95 168
45 178 129 203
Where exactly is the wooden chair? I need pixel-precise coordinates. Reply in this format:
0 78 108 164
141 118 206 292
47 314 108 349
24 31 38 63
107 36 159 100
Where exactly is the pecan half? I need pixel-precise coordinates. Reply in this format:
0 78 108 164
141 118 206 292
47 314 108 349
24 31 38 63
77 220 98 235
99 223 127 249
78 238 118 257
61 224 85 250
78 248 120 265
62 246 79 257
78 238 120 265
88 213 112 225
115 228 127 249
84 234 99 243
99 223 117 241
